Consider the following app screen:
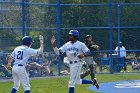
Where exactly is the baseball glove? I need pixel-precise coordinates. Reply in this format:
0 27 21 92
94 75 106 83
5 66 12 71
91 45 100 50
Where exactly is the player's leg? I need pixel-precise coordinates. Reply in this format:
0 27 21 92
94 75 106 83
24 90 30 93
89 64 95 79
89 64 99 89
11 88 17 93
80 69 90 79
11 67 20 93
93 62 97 73
68 65 77 93
17 67 30 93
123 57 127 72
80 58 91 79
75 63 92 85
76 64 93 85
68 87 74 93
68 63 83 93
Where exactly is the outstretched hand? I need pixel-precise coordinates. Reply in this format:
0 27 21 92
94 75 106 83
51 35 56 48
39 35 44 44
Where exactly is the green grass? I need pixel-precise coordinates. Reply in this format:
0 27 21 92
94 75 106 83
0 73 140 93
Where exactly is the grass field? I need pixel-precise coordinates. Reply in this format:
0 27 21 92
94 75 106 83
0 73 140 93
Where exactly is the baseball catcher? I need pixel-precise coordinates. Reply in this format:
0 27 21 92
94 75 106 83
80 34 99 89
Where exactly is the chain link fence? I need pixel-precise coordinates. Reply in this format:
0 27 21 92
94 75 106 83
0 0 140 78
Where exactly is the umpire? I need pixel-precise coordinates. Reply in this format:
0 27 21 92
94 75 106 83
80 34 99 89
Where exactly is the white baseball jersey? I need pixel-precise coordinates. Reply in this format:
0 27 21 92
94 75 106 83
59 41 89 61
59 40 90 87
10 45 38 91
115 46 126 57
11 45 38 66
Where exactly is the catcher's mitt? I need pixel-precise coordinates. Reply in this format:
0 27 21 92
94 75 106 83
5 66 12 71
91 45 100 50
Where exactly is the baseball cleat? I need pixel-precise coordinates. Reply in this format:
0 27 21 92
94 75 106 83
92 78 99 89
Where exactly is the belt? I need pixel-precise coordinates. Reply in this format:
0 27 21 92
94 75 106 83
70 61 78 64
18 64 23 66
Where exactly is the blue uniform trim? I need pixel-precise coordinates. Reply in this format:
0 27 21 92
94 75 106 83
11 88 17 93
25 90 30 93
59 49 63 55
69 87 74 93
84 51 91 56
82 79 92 84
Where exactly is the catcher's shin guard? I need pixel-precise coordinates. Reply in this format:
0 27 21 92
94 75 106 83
89 64 94 71
89 64 95 80
80 69 90 79
90 73 95 80
92 78 99 89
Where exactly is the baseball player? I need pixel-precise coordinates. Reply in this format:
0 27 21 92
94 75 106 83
80 34 99 89
51 30 96 93
7 35 44 93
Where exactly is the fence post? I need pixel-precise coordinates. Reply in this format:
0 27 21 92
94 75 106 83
109 0 113 74
117 4 121 57
22 0 25 37
57 0 61 76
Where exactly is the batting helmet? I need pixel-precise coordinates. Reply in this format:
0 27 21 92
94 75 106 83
22 36 33 46
68 30 79 39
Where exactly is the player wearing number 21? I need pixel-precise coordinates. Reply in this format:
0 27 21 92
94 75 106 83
51 30 96 93
7 35 44 93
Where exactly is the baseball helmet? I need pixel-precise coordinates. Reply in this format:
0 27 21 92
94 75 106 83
22 36 33 45
68 30 79 39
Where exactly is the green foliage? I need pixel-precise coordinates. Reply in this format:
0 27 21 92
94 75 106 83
0 0 140 51
60 0 140 50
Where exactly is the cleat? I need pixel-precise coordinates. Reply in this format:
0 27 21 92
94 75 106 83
92 78 99 89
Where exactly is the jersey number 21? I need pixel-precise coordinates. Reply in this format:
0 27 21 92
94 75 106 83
17 51 23 60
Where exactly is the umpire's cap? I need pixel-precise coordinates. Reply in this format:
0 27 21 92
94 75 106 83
85 34 92 38
119 41 123 46
68 30 79 39
22 36 33 46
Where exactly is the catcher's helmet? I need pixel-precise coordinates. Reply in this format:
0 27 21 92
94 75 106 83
68 30 79 39
22 36 32 46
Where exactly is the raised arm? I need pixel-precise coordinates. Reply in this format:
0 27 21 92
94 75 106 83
38 35 44 54
51 35 59 55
